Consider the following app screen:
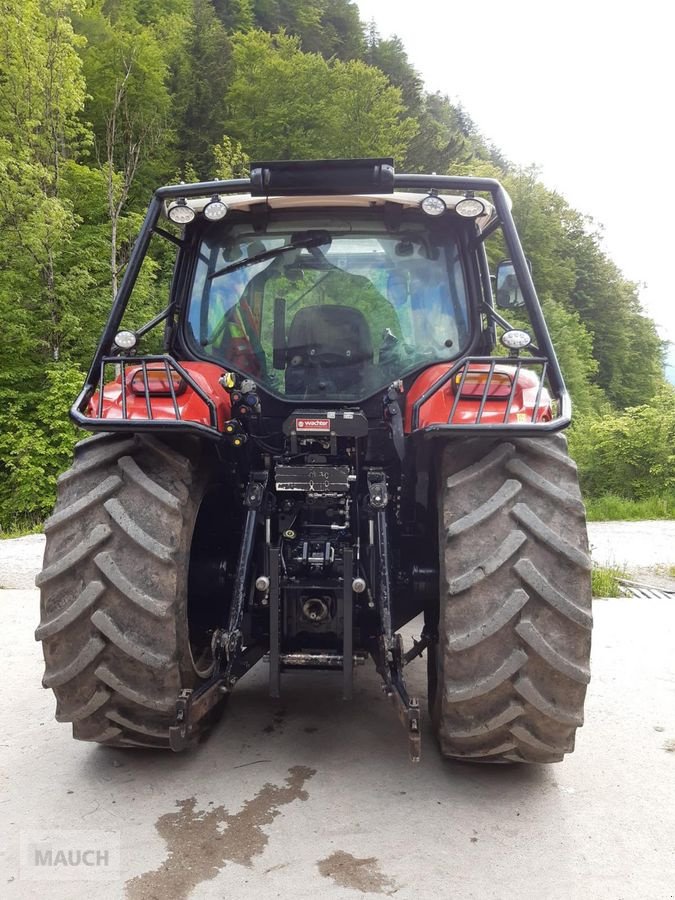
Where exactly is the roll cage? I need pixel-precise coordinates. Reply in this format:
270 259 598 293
71 160 571 438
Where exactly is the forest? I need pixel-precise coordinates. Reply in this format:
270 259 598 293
0 0 672 531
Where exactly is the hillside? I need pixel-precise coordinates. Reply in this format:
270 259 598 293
0 0 669 529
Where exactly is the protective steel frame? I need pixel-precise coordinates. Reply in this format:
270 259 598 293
71 172 571 436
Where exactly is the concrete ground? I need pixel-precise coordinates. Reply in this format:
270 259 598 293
1 526 674 899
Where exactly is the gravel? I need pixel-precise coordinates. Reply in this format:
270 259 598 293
0 533 45 590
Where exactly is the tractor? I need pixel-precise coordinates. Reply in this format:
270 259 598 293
36 159 592 763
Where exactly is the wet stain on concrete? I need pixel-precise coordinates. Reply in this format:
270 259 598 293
125 765 315 900
263 708 286 734
318 850 398 895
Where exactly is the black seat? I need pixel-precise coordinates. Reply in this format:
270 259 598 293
285 304 373 394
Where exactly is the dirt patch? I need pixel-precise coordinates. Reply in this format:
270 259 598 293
664 739 675 753
318 850 398 895
125 765 315 900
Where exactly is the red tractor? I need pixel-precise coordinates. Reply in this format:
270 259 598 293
36 159 592 762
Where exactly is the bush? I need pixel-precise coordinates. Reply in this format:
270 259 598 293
570 385 675 501
0 362 83 532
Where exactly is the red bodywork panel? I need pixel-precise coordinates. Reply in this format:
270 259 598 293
88 359 550 434
89 361 231 429
405 363 553 431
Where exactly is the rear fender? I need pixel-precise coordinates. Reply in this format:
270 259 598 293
88 361 231 429
405 362 553 431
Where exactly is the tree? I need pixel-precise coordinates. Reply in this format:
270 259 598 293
212 134 249 178
0 0 93 529
0 0 88 364
570 385 675 500
224 30 416 161
248 0 363 58
171 0 233 178
76 4 174 298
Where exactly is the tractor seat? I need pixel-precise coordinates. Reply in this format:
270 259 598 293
285 304 373 394
286 304 373 368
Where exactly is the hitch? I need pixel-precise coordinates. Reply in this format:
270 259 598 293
169 633 264 751
384 681 421 764
169 681 226 751
170 472 269 751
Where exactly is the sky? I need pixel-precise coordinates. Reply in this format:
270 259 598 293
356 0 675 352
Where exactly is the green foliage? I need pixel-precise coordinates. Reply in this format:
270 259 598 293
504 169 666 409
224 30 417 162
591 565 624 598
248 0 364 59
570 385 675 501
584 494 675 521
0 363 83 528
540 298 607 417
170 0 232 177
212 135 250 179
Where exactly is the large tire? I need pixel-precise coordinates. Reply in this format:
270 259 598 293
36 432 227 748
429 434 592 763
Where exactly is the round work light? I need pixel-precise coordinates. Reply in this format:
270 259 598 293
455 197 486 218
167 199 195 225
114 330 138 351
420 194 447 216
500 329 532 350
203 196 229 221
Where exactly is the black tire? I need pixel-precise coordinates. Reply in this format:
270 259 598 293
36 432 227 748
428 434 592 763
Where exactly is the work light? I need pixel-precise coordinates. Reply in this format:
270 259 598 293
500 329 532 350
420 193 447 216
203 196 228 221
167 199 195 224
113 330 137 351
455 197 486 218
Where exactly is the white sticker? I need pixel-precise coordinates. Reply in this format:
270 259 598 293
296 418 331 432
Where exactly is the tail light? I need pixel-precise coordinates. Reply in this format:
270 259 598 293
452 369 513 399
129 367 187 396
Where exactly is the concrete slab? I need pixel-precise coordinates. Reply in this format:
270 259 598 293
1 589 674 899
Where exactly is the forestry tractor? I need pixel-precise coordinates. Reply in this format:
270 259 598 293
36 159 592 763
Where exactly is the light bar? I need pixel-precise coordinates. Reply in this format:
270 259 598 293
249 158 395 196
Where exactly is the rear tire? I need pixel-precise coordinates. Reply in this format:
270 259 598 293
429 434 592 763
36 432 226 748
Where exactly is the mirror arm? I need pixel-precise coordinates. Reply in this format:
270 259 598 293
481 301 514 332
480 302 542 354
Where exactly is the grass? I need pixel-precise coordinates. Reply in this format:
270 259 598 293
0 520 44 539
584 493 675 521
591 565 624 598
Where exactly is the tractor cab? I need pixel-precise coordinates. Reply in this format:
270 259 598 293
182 193 478 404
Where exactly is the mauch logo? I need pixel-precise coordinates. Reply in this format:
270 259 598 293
20 829 121 882
295 418 330 432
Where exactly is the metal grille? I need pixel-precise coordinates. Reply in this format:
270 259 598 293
411 355 568 434
85 354 220 435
